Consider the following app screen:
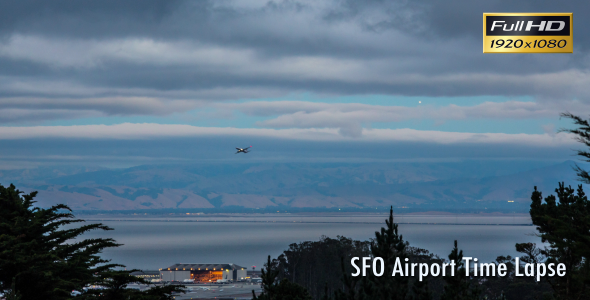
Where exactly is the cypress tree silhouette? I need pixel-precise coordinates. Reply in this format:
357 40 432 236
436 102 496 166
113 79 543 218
0 183 186 300
0 183 120 299
526 184 590 299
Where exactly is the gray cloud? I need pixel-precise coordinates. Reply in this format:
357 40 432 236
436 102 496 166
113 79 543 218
0 96 205 124
2 0 588 170
0 0 588 121
210 100 590 135
0 123 576 149
0 97 201 115
3 0 588 50
0 125 576 170
0 108 100 124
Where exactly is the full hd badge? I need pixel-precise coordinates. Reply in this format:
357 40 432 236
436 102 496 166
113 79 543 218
483 13 573 53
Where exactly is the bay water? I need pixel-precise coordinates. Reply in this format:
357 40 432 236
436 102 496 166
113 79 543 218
78 213 540 270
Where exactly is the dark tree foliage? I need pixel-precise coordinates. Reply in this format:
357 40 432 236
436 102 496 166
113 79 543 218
406 246 445 300
479 182 590 299
141 285 187 300
331 207 438 300
0 183 120 299
253 255 313 300
411 278 432 300
515 243 544 264
332 256 370 300
0 183 185 300
2 279 21 300
81 270 185 300
320 283 330 300
440 240 480 300
274 236 370 299
477 182 590 300
560 113 590 184
528 184 590 300
262 195 590 300
367 206 410 300
477 255 553 300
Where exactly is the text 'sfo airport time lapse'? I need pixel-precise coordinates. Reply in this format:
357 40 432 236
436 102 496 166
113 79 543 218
1 1 589 300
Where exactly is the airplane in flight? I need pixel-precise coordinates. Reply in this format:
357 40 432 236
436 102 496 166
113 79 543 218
235 146 252 154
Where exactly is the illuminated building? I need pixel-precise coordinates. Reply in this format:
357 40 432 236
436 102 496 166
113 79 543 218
160 263 248 282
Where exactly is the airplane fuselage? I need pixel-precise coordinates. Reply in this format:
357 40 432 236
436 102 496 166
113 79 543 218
235 146 251 154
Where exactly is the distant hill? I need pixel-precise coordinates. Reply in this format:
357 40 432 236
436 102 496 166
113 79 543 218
0 160 584 213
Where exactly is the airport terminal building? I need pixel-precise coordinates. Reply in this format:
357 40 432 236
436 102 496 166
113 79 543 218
160 263 248 282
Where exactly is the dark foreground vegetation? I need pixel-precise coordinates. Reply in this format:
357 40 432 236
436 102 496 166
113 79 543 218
0 183 185 300
252 113 590 300
256 191 589 300
1 113 590 300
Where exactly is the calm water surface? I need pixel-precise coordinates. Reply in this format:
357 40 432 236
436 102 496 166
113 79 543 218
78 214 540 270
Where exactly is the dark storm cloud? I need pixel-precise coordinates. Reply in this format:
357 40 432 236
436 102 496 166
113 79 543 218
1 0 587 57
324 0 590 47
5 0 585 51
0 0 589 121
0 0 187 38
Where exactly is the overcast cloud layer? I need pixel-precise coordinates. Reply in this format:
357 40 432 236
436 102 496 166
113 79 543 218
1 0 589 166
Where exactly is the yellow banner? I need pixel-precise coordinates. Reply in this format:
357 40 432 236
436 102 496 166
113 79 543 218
483 13 572 53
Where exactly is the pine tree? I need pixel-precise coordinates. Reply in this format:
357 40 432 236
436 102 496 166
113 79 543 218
367 207 408 300
516 112 590 299
560 113 590 184
334 207 432 300
0 183 120 299
440 240 479 300
0 183 186 300
527 184 590 299
367 206 409 300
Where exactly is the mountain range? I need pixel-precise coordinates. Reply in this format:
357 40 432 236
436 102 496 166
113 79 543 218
0 160 583 213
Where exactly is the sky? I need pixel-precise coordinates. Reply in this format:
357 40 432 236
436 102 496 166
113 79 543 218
1 0 590 168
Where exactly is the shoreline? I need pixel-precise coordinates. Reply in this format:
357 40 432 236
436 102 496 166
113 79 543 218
78 212 532 226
